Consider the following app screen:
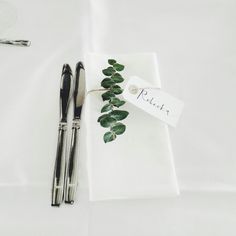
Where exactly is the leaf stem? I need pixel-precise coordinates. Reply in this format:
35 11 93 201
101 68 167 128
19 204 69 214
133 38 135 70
87 88 108 94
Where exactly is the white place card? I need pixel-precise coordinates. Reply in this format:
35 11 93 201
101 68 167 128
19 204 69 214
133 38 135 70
123 76 184 127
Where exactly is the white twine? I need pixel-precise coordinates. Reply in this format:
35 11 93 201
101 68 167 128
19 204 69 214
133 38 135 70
86 85 160 96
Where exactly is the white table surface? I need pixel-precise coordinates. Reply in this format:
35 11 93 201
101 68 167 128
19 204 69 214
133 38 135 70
0 0 236 235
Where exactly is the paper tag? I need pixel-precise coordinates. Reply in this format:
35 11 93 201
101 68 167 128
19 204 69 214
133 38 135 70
123 76 184 127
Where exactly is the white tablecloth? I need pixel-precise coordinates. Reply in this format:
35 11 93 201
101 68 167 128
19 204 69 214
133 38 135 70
0 0 236 235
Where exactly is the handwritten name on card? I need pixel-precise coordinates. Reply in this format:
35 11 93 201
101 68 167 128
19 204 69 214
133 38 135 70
123 76 184 127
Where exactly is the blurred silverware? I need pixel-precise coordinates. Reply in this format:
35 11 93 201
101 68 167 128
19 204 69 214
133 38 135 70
64 62 85 204
0 39 31 47
51 64 73 207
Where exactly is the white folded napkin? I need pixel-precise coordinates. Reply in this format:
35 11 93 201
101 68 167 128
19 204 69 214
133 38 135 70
84 53 179 201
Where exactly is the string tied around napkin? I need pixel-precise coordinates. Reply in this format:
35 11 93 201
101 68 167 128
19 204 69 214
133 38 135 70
86 85 160 96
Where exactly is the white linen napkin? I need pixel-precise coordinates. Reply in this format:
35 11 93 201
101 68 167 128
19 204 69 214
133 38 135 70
84 53 179 201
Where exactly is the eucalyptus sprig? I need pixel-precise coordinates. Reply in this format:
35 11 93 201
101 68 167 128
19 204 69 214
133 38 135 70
97 59 129 143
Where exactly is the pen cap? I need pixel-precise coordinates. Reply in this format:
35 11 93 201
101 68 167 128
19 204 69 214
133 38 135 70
60 64 72 122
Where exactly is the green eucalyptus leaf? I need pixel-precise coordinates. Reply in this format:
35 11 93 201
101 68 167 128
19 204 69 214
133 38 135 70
108 59 116 65
110 97 126 107
110 110 129 121
100 116 116 128
104 131 116 143
116 101 125 107
97 114 109 122
101 78 115 88
102 91 115 101
101 103 113 113
102 66 115 76
110 97 121 103
111 73 124 83
111 73 122 78
111 123 126 135
113 63 125 71
112 77 124 83
108 66 116 72
110 85 123 95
